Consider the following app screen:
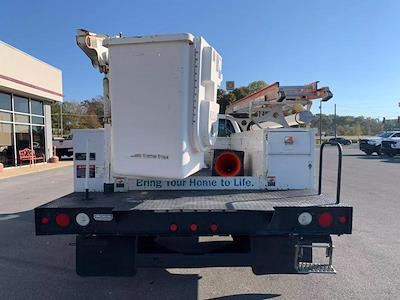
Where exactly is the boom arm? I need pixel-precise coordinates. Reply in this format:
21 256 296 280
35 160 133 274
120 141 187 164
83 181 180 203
226 82 333 128
76 29 110 73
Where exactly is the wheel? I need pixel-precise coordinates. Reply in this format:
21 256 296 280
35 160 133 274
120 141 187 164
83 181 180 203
376 149 382 156
365 150 373 155
388 152 395 157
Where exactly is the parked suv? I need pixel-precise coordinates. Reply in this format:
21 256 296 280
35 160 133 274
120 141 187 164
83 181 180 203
359 131 400 155
381 132 400 157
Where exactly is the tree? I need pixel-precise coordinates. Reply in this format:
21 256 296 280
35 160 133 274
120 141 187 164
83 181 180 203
51 96 105 136
217 89 236 113
232 87 250 100
311 114 385 136
51 101 83 135
247 80 268 93
80 96 104 128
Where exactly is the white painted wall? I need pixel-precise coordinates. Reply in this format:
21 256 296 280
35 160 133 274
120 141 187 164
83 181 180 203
0 40 63 102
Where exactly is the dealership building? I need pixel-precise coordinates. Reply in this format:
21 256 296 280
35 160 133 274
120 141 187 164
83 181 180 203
0 40 63 167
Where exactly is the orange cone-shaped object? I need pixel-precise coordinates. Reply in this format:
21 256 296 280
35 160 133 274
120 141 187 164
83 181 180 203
212 151 244 177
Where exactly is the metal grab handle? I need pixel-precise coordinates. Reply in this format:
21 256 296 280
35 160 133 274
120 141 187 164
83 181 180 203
318 142 343 204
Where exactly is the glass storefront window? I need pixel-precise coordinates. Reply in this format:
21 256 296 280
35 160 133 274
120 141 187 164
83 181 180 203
14 96 30 113
0 93 48 167
0 123 14 167
31 99 44 115
15 124 31 165
32 116 44 125
15 114 30 123
0 112 12 122
0 92 12 110
32 126 45 158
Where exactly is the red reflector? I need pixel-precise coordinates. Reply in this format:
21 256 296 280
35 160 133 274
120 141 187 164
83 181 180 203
55 213 70 227
210 223 218 232
338 216 346 224
169 223 178 232
41 217 49 224
189 223 198 232
318 212 333 228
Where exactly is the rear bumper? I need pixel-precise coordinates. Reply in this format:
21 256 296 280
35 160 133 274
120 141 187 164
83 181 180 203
381 141 400 155
359 142 379 152
35 204 352 236
35 198 352 276
381 148 400 155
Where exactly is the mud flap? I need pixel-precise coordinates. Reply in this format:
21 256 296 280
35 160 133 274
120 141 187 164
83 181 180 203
251 235 299 275
76 235 137 276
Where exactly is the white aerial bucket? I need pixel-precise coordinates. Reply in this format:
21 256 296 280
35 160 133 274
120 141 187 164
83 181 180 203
105 33 222 179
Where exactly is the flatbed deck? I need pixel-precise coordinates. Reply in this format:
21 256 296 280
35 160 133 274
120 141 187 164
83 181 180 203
40 189 338 212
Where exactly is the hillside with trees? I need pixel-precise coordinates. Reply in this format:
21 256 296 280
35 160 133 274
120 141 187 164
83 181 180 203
312 114 390 136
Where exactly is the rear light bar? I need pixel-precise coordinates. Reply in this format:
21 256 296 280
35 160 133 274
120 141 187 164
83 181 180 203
35 206 352 236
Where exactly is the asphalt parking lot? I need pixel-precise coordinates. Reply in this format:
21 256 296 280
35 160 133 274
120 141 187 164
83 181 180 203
0 145 399 300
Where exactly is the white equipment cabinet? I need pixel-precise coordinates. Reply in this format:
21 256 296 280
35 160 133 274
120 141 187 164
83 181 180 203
229 128 316 190
104 34 222 179
266 128 316 190
73 129 106 192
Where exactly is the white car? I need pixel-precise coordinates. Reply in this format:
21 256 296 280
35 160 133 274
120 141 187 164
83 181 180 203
359 131 400 155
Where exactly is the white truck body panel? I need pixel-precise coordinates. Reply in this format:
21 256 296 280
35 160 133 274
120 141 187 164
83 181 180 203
73 127 316 192
104 34 222 179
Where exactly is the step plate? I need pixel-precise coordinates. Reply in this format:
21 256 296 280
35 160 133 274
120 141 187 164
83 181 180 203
297 262 336 274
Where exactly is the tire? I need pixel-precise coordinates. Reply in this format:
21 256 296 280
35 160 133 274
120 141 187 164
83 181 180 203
365 150 373 155
388 152 395 158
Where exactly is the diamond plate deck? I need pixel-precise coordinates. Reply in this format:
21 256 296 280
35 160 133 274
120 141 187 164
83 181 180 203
40 189 338 212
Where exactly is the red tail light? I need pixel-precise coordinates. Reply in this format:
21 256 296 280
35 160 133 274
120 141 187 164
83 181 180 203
318 212 333 228
338 216 346 224
189 223 198 232
41 217 49 224
169 223 178 232
55 213 70 227
210 223 218 233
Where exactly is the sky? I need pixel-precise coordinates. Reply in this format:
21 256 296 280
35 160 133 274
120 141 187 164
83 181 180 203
1 0 400 118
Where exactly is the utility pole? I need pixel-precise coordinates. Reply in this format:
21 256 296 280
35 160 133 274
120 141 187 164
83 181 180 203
334 103 337 138
319 100 322 144
60 102 64 137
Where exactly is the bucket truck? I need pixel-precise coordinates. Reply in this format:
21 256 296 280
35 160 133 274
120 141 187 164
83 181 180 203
34 30 352 277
